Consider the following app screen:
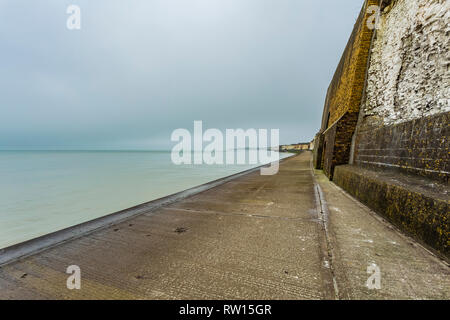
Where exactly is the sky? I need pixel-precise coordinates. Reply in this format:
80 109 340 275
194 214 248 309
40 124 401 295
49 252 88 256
0 0 363 150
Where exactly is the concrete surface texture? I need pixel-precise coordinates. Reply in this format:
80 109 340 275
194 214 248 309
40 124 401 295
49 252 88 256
0 152 448 299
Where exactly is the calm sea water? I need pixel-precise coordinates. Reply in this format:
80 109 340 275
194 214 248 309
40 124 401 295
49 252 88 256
0 150 291 248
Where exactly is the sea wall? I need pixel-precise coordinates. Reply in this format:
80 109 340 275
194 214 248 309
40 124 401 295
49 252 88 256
353 0 450 183
334 164 449 258
314 0 379 178
359 0 450 129
315 0 449 258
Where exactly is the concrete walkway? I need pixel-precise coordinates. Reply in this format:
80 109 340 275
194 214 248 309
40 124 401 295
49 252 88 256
0 152 448 299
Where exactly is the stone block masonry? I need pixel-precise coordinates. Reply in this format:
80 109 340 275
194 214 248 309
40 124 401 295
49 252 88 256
353 0 450 184
323 112 359 178
314 0 449 257
334 165 449 258
354 112 449 183
313 0 379 177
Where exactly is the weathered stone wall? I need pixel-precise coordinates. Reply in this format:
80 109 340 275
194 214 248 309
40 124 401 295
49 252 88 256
354 0 450 183
323 112 359 178
321 0 450 258
312 133 324 169
313 0 378 175
325 0 379 127
354 112 449 183
360 0 450 129
334 164 449 258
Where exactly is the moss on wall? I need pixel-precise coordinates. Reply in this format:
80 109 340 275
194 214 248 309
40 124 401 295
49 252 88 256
315 0 378 175
334 164 449 259
323 0 378 129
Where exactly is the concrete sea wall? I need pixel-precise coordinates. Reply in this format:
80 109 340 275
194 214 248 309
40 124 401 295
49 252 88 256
354 0 450 183
314 0 379 178
314 0 449 258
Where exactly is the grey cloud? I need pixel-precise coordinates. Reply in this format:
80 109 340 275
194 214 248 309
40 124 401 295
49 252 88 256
0 0 363 149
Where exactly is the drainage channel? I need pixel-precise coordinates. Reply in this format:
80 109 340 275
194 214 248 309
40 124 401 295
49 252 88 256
310 159 340 300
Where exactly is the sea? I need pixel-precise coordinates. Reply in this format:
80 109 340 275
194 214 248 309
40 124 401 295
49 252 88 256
0 150 291 248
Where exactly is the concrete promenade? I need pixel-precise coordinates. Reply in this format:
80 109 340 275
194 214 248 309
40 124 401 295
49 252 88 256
0 152 448 299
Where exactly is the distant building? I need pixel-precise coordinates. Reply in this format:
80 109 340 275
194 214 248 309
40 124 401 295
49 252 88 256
279 142 312 152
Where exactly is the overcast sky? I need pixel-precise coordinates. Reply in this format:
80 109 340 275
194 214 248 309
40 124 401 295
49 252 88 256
0 0 363 150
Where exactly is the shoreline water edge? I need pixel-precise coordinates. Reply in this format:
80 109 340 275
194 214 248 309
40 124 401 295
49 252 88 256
0 152 296 267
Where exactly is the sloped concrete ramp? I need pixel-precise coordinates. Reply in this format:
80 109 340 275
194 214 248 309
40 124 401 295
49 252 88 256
0 152 448 299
